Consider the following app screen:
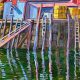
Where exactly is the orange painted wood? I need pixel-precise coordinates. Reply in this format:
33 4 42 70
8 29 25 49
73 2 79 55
31 2 77 8
72 0 80 4
12 0 17 6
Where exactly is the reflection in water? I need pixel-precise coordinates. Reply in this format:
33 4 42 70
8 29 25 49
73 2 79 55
10 48 17 69
18 60 28 80
0 60 6 78
15 49 28 80
41 51 46 79
0 48 75 79
33 51 38 80
7 48 13 73
26 50 31 78
6 39 28 80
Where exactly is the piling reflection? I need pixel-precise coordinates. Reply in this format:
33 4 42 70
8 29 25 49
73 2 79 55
0 60 6 79
26 50 31 79
7 48 13 73
15 49 28 80
0 48 76 79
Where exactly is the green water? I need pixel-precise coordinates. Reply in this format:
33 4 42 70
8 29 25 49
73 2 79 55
0 48 79 80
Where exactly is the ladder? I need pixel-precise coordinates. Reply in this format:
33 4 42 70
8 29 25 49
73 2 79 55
42 15 47 51
74 16 80 79
41 15 47 78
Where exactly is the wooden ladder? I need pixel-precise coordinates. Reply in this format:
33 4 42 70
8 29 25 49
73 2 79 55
74 16 80 79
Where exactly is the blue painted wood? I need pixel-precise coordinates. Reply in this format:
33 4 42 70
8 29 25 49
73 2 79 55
3 2 25 20
13 2 25 20
41 7 53 13
3 2 12 19
30 6 38 19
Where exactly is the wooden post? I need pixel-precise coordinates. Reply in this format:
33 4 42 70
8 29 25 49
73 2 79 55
3 18 7 37
33 4 42 80
37 23 41 48
66 14 70 80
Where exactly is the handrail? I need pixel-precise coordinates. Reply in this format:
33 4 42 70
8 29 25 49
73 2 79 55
0 24 25 39
0 21 30 47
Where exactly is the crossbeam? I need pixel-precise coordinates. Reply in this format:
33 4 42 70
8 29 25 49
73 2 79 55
29 2 77 8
